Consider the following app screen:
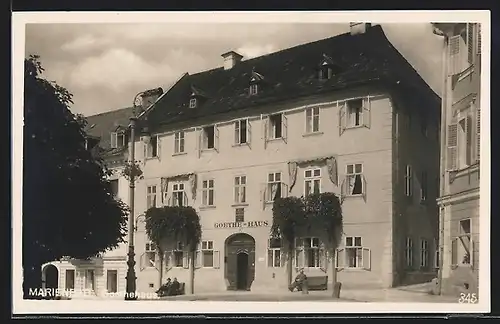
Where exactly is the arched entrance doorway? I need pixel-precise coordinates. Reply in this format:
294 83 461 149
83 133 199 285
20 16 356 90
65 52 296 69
42 264 59 291
225 233 255 291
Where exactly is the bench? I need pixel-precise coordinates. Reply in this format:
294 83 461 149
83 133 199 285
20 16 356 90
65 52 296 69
178 282 186 295
305 276 328 291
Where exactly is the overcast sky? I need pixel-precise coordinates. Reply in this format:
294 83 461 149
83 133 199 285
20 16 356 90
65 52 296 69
25 22 444 117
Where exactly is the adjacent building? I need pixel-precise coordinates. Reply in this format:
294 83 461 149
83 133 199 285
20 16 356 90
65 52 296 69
432 23 481 296
130 23 441 294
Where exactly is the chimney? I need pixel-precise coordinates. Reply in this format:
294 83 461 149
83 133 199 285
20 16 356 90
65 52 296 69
350 22 372 35
139 87 163 111
221 51 243 70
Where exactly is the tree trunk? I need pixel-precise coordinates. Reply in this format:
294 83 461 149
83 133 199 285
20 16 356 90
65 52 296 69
190 250 195 295
158 251 164 289
331 248 341 299
23 262 43 299
287 248 293 288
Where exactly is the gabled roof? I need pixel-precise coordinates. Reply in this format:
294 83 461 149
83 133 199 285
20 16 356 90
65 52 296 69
142 25 439 131
84 106 135 153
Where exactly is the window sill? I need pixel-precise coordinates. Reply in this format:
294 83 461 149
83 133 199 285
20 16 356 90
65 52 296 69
457 65 474 82
172 152 187 157
264 200 275 205
302 131 324 138
343 194 364 199
345 125 366 131
232 143 249 148
201 148 217 153
199 205 216 210
266 137 284 143
144 156 159 161
338 267 367 272
450 162 479 176
231 203 249 207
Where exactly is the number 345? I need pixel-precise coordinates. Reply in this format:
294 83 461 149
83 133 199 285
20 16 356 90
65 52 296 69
458 293 478 304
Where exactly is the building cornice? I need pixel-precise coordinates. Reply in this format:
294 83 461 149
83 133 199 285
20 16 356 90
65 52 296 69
436 187 480 206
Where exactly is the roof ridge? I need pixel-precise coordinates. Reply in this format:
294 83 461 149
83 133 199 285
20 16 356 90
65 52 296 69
85 106 134 119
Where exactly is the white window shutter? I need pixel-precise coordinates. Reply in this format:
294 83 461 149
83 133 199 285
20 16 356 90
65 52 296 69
448 35 461 76
110 132 118 149
362 174 367 202
140 252 146 271
197 129 202 158
476 104 480 161
156 136 161 159
340 177 347 202
362 248 371 270
214 125 220 152
477 24 482 55
451 238 458 266
338 103 346 136
213 250 220 269
182 251 189 269
362 97 371 128
234 121 240 145
263 117 269 149
143 142 148 159
470 236 475 269
194 250 202 269
282 114 288 143
246 120 252 147
319 248 327 272
164 251 172 269
296 249 304 269
467 23 474 64
447 124 458 170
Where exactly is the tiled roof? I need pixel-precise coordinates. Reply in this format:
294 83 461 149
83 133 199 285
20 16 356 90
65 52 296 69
143 25 439 131
84 106 135 154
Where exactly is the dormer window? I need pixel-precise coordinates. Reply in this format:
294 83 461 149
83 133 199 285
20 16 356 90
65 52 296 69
110 131 126 149
318 54 338 80
249 84 258 96
189 98 197 108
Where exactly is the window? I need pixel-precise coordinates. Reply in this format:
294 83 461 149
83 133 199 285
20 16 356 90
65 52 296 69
172 183 186 207
452 219 473 267
405 165 413 197
304 168 321 196
189 98 197 108
202 179 215 206
295 237 323 268
345 236 363 268
202 125 216 150
110 132 126 149
234 119 248 145
110 179 119 197
174 131 185 154
234 176 247 204
145 241 156 268
345 163 364 196
305 107 320 133
173 242 184 268
448 111 476 170
269 114 283 139
267 172 282 201
267 238 282 268
84 270 95 291
146 185 157 209
420 171 427 202
420 239 429 269
249 84 258 96
145 135 159 158
201 240 214 267
65 270 75 290
347 99 363 127
319 67 332 80
405 237 413 269
106 270 118 293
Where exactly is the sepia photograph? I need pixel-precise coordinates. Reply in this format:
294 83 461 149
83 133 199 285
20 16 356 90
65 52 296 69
12 11 490 315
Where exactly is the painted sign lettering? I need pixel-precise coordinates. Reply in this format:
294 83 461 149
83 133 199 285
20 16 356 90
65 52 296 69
214 220 269 229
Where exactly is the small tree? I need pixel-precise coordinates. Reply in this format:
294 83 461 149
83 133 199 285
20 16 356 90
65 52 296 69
144 206 201 294
271 197 306 286
272 192 343 297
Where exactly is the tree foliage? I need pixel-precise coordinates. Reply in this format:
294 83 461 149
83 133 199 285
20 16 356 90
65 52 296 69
272 192 343 248
144 206 202 251
23 55 129 297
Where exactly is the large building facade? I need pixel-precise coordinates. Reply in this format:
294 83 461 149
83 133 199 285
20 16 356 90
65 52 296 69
432 23 481 296
130 24 441 294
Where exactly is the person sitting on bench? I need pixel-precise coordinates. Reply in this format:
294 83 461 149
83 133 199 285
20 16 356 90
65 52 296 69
289 270 307 292
169 277 181 296
156 278 172 297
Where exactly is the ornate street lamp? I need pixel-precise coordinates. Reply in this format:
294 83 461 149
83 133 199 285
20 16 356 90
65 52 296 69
124 89 158 301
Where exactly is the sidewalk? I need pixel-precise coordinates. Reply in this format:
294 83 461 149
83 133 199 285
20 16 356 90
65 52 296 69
153 287 458 303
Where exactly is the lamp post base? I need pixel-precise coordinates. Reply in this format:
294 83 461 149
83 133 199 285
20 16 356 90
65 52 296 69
125 246 137 301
